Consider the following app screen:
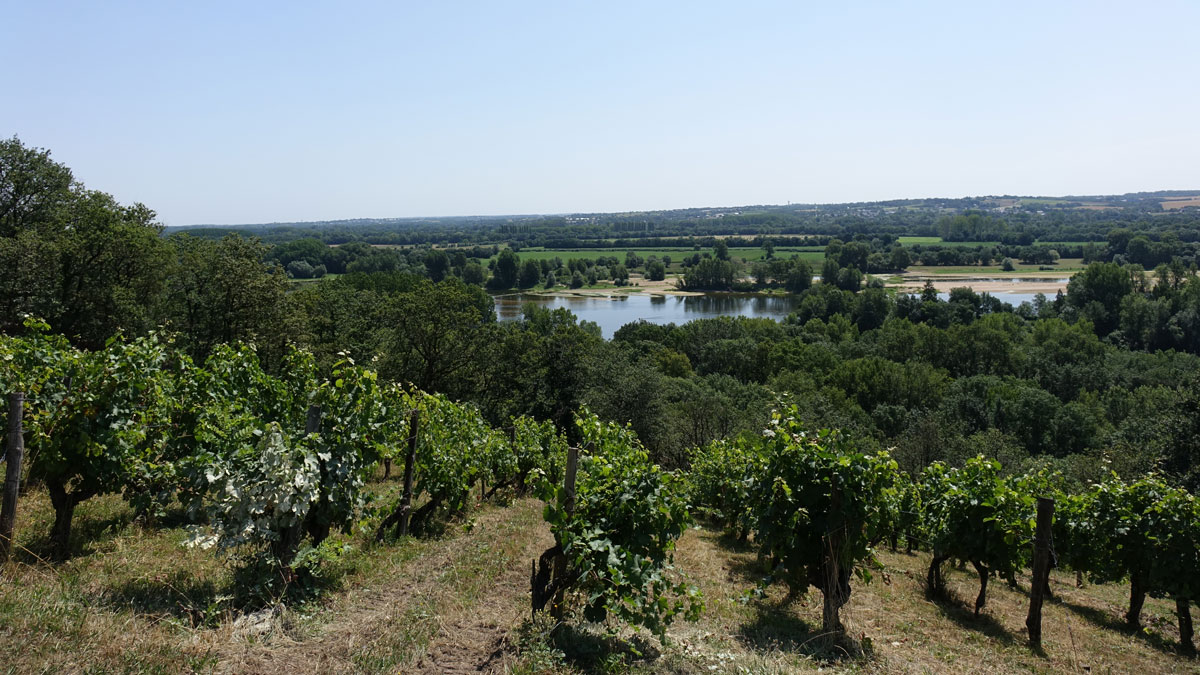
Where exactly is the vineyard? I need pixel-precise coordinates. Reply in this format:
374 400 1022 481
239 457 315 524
1 322 1199 672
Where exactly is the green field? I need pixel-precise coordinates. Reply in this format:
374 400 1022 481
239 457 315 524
906 258 1085 275
897 236 1002 248
496 247 825 267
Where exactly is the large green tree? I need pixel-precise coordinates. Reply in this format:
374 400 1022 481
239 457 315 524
0 137 170 348
163 234 293 363
379 278 495 394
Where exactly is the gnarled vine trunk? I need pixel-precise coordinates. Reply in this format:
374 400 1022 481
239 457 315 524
1128 573 1147 628
927 551 950 598
819 562 852 634
1178 597 1194 655
972 560 989 615
46 480 94 560
270 523 303 568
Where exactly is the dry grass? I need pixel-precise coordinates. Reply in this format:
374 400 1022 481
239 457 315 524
0 486 550 674
1162 197 1200 210
219 496 551 674
0 490 230 673
621 526 1200 674
5 490 1200 674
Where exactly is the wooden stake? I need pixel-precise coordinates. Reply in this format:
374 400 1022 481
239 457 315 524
305 404 322 435
1 393 25 563
398 408 420 536
551 446 580 620
1026 496 1055 649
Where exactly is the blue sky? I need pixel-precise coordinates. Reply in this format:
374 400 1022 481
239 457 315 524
4 1 1198 225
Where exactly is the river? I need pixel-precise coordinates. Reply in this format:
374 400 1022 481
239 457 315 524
494 286 1063 339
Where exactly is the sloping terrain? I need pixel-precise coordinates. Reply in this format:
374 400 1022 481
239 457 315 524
2 489 1198 674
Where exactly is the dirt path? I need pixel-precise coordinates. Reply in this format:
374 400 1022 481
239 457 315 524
218 498 553 674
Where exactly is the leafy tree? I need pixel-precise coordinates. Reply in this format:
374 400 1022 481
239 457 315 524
424 248 451 282
0 138 170 348
782 258 814 293
646 259 666 281
0 136 75 236
461 260 486 285
835 266 863 292
518 259 542 288
1067 262 1134 334
380 278 494 394
287 259 316 278
713 239 729 261
679 258 737 290
164 234 293 363
491 248 519 289
889 246 911 270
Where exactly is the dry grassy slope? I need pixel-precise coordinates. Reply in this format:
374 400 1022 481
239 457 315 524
0 490 552 674
3 489 1200 674
653 527 1200 674
218 497 553 674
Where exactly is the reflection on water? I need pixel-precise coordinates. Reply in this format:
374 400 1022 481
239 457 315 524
494 286 1062 339
494 293 802 338
932 291 1047 305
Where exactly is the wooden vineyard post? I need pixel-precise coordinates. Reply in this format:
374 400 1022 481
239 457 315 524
551 445 580 621
0 393 24 563
1026 497 1055 649
509 426 521 493
306 404 323 435
398 407 420 536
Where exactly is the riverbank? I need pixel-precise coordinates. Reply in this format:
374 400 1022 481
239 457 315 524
890 271 1072 295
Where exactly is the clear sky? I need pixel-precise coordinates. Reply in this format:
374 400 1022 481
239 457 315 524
4 1 1199 225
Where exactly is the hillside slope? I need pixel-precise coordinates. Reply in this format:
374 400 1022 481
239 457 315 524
1 489 1197 673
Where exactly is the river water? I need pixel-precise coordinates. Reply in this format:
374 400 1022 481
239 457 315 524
494 287 1061 339
493 293 802 338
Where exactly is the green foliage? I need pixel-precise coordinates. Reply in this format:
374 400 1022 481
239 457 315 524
539 413 701 637
1084 474 1167 588
408 392 492 526
491 248 519 289
194 422 322 554
4 324 178 555
688 438 765 539
921 457 1034 610
645 259 666 281
0 138 169 349
679 257 738 291
487 416 567 494
745 409 898 632
164 234 292 362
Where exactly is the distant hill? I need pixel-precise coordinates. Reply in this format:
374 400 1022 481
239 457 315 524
173 190 1200 232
